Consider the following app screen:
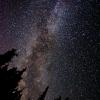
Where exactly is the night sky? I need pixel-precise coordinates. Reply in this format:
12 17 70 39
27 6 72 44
0 0 100 100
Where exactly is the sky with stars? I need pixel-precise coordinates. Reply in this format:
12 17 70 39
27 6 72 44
0 0 100 100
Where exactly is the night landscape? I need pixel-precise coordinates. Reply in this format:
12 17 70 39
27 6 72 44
0 0 100 100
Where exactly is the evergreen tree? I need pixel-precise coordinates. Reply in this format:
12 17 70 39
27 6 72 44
0 49 25 100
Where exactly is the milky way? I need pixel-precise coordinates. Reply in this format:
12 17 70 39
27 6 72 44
0 0 100 100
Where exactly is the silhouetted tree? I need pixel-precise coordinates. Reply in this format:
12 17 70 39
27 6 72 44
38 86 49 100
37 86 69 100
0 49 17 66
0 49 25 100
0 49 69 100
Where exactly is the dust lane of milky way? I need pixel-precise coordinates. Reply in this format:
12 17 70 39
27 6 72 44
0 0 100 100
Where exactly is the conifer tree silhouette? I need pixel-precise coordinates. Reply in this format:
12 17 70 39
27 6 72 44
0 49 17 66
38 86 49 100
0 49 25 100
37 86 69 100
0 49 69 100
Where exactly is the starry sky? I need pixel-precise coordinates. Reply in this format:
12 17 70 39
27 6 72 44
0 0 100 100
